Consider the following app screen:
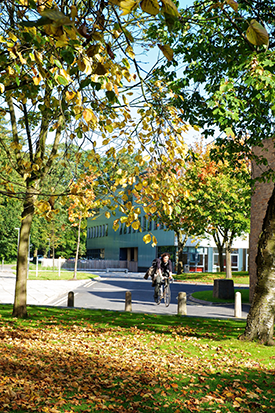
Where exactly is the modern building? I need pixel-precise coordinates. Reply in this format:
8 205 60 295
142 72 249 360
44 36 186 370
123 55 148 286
86 207 249 273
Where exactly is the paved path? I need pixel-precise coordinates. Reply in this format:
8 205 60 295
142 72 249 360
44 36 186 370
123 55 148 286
0 266 250 319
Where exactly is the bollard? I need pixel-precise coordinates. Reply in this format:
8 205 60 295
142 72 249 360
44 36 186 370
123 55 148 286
234 291 242 318
178 292 187 315
125 291 132 312
68 291 74 307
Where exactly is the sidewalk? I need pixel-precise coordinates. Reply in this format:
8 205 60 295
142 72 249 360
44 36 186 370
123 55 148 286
0 265 88 306
0 266 250 319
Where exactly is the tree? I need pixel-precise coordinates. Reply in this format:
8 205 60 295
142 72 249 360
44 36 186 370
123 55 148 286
68 173 98 279
134 139 250 275
0 0 187 317
185 141 250 278
146 0 275 343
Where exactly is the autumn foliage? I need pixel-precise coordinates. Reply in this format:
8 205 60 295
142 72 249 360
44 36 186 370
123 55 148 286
0 307 274 412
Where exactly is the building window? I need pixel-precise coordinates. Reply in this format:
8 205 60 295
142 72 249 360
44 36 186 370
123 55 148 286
128 225 131 234
105 224 108 236
102 224 105 237
99 225 102 237
154 220 158 230
87 249 105 259
142 216 147 231
148 219 152 231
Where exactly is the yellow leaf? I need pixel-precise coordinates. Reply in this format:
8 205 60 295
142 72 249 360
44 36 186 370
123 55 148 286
246 19 269 46
225 0 238 12
105 211 111 218
106 82 113 91
158 44 174 61
66 91 75 101
152 235 157 247
0 83 5 93
83 108 97 123
126 45 135 59
143 233 151 244
8 32 18 42
140 0 160 16
132 221 140 230
150 206 157 213
120 0 138 15
120 216 128 223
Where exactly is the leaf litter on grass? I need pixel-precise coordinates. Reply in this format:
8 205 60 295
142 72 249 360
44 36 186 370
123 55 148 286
0 307 274 413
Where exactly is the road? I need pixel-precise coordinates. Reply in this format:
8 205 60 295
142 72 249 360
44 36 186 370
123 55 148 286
50 272 250 319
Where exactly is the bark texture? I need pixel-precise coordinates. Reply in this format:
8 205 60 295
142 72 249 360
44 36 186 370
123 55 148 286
12 187 35 318
240 184 275 345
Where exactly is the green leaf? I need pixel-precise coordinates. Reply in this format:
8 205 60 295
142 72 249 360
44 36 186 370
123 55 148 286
57 75 69 86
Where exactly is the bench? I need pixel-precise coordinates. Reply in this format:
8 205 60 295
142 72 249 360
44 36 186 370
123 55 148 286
106 268 128 273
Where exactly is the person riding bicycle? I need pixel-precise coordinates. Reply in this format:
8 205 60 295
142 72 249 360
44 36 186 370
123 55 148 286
153 253 173 301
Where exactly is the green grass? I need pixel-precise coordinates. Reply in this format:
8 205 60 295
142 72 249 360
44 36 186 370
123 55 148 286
27 269 98 280
192 288 250 304
9 263 99 280
0 305 274 413
175 271 249 285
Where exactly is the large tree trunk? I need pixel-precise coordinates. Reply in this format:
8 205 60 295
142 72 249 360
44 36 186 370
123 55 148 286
240 185 275 345
13 188 35 318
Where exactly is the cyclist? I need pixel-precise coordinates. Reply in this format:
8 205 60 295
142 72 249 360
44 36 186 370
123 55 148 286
153 253 173 302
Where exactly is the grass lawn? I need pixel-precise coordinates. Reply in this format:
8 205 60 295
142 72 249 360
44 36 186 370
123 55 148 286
0 305 274 413
175 271 249 285
10 264 99 280
192 289 250 304
27 270 98 280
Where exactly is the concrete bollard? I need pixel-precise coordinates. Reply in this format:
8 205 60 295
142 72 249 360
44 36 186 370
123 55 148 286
178 292 187 315
234 291 242 318
68 291 74 307
125 291 132 312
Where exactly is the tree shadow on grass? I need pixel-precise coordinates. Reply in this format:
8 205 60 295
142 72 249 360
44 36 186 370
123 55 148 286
0 323 274 413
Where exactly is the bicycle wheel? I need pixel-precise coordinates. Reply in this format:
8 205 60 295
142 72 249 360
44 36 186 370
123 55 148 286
164 283 171 307
154 284 162 304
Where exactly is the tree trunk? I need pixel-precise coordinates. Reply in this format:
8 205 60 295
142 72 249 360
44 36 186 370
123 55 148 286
73 216 82 280
213 231 224 272
225 240 232 279
13 188 35 318
240 184 275 345
217 245 224 272
176 230 188 275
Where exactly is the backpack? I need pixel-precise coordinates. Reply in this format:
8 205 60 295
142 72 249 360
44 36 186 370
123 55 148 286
144 258 158 279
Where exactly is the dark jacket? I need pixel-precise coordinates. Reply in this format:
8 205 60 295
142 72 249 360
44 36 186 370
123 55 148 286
156 257 172 275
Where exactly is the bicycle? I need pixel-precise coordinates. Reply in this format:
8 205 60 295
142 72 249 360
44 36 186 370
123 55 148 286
154 275 172 307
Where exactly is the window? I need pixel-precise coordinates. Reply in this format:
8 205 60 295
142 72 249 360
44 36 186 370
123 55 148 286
148 219 152 231
102 224 105 237
105 224 108 236
87 228 90 239
87 249 105 259
154 220 158 230
142 216 147 231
